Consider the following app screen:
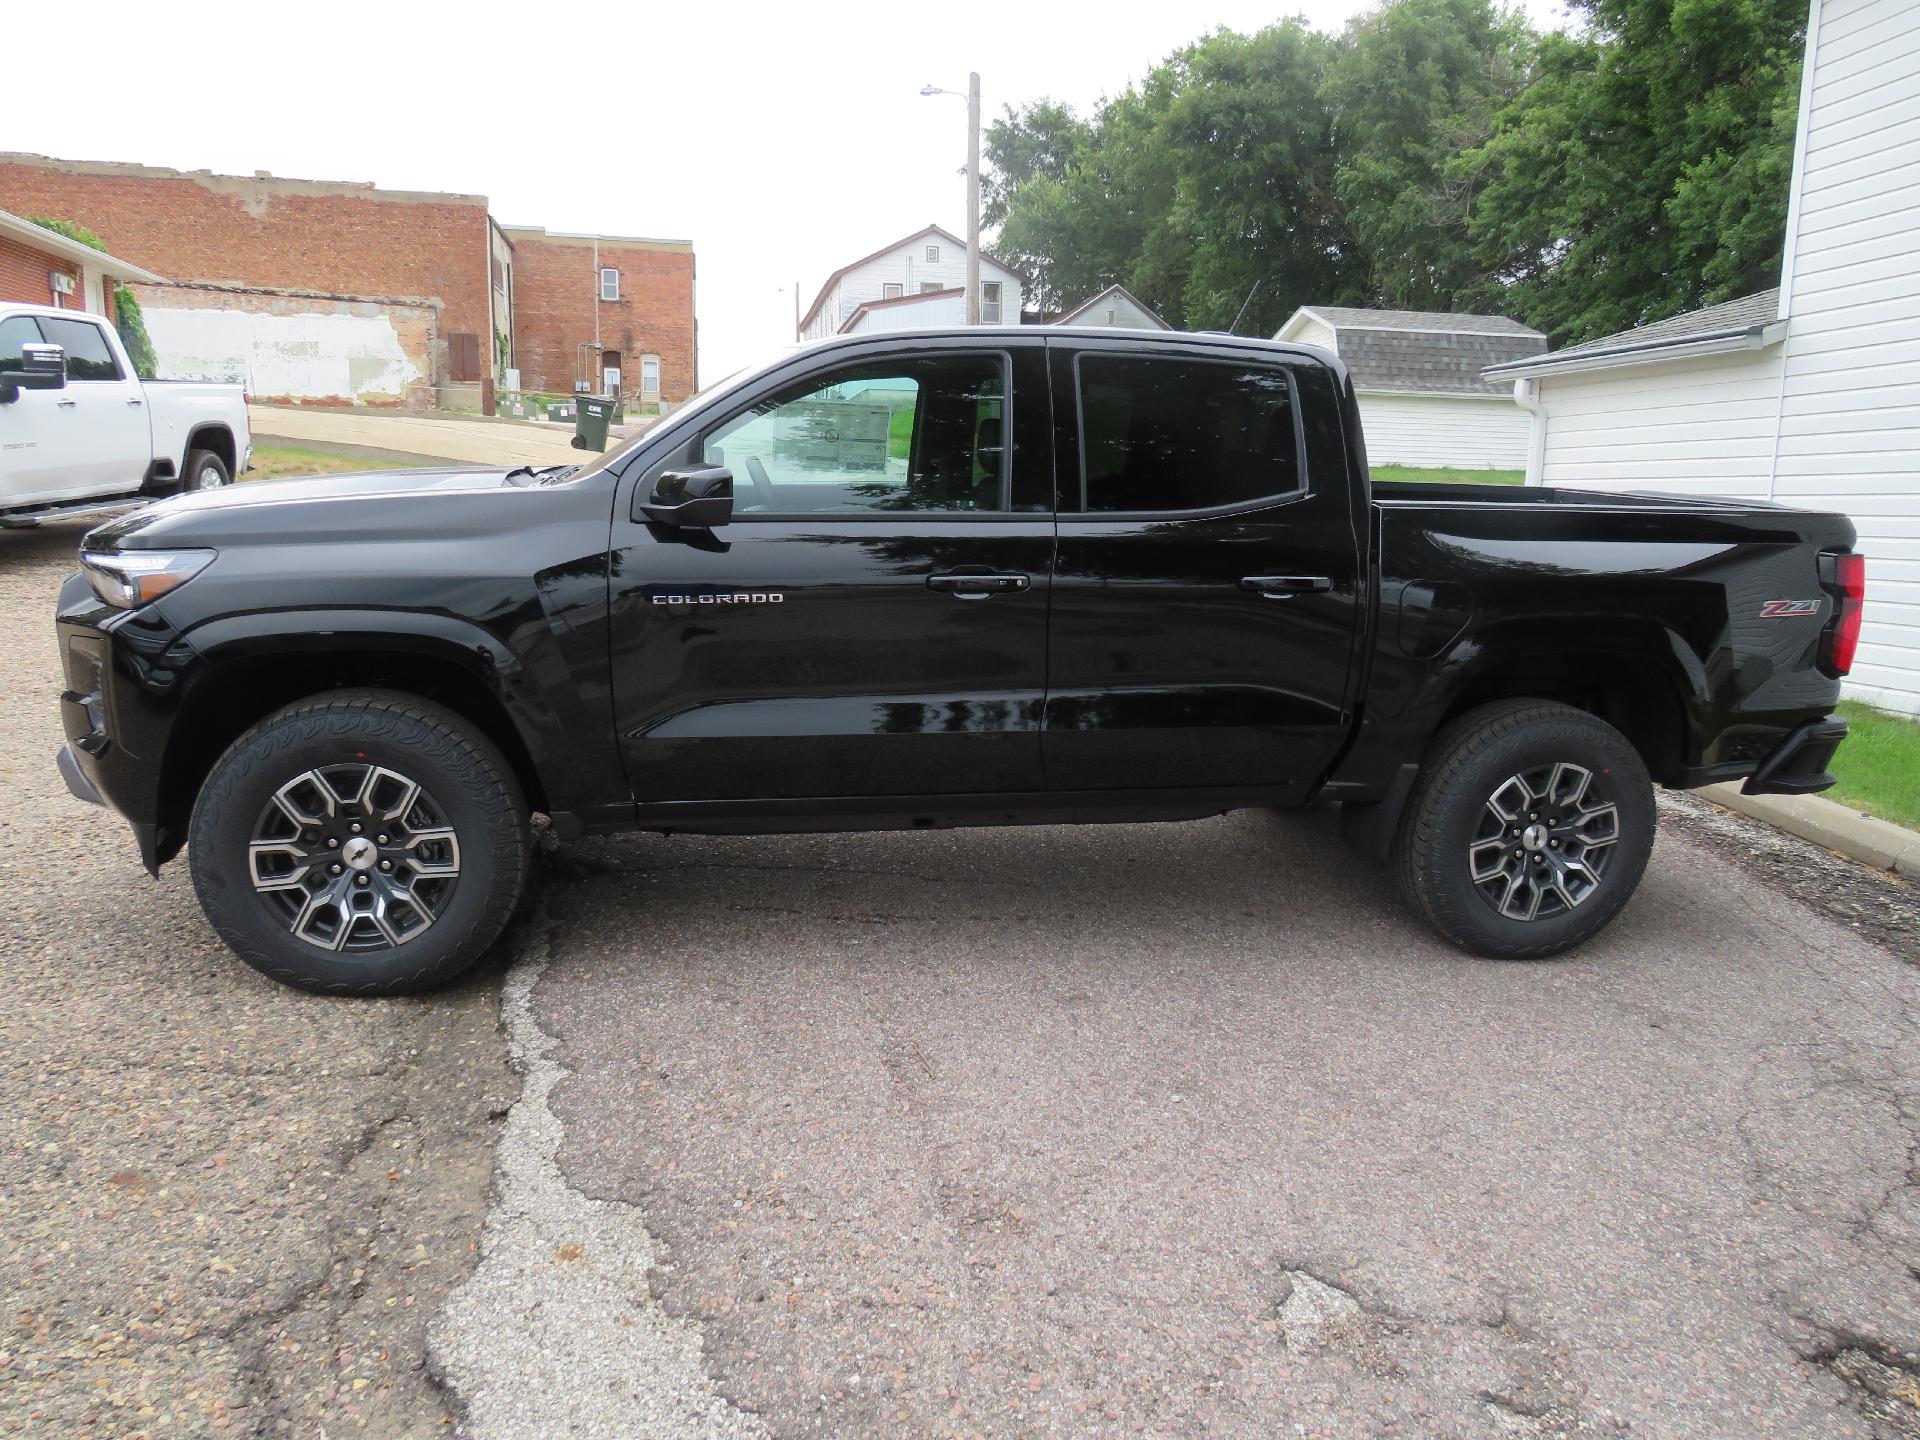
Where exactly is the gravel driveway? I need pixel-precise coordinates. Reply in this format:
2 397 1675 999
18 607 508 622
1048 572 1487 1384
0 523 513 1438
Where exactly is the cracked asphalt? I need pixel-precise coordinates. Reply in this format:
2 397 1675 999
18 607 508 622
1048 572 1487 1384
6 515 1920 1438
524 809 1920 1436
1 523 514 1438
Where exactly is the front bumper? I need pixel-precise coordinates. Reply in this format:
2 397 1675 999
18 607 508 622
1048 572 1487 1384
1742 713 1849 796
57 742 104 806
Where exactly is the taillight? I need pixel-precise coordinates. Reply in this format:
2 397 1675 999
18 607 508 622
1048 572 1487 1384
1819 550 1865 678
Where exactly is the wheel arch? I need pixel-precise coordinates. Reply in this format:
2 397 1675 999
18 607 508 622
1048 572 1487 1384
1430 620 1703 787
154 618 555 866
182 424 237 476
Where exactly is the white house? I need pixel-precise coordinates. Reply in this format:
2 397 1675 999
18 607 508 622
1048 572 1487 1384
1054 284 1171 330
798 225 1023 341
1483 0 1919 715
1274 306 1547 471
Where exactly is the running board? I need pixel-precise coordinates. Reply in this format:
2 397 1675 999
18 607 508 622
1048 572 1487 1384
0 496 151 530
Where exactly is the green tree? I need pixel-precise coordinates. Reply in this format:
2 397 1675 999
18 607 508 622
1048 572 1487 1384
28 216 159 379
1458 0 1805 343
987 21 1361 332
1322 0 1534 309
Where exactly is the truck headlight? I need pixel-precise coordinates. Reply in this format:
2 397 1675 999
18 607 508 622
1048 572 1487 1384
80 549 216 609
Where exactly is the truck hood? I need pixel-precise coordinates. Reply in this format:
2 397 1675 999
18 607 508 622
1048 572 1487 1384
82 465 600 553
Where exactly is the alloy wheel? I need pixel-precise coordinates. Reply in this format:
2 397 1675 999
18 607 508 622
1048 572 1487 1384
247 764 461 951
1467 761 1620 922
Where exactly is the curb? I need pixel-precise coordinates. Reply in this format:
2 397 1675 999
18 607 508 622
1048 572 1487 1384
1700 784 1920 879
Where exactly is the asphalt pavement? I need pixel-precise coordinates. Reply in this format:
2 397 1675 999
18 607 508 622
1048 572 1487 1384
4 514 1918 1439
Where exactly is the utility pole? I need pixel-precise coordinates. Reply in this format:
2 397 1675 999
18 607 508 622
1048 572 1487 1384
966 71 981 326
924 73 985 325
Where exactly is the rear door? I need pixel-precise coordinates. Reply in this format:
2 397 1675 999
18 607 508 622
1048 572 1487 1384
1043 338 1364 795
608 335 1056 803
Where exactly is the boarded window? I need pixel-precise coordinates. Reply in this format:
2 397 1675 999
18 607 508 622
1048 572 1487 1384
449 332 481 382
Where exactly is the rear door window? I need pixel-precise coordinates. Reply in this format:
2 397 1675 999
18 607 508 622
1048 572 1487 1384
1075 354 1302 513
38 316 123 381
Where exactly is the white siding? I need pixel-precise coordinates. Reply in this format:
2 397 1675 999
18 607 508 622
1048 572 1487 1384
843 290 968 334
1292 314 1338 350
1064 290 1167 330
1534 348 1789 497
1536 0 1920 713
1776 0 1920 714
1358 393 1532 471
800 233 1022 341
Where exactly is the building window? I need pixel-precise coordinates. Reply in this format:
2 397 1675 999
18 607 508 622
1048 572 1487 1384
882 283 903 300
600 267 620 301
926 244 940 263
641 355 661 395
982 281 1002 323
920 282 941 294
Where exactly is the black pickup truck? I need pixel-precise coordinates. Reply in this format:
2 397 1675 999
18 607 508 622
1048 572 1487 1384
54 328 1865 993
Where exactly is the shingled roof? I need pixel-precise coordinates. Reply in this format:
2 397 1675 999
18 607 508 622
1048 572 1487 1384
1482 290 1784 378
1284 307 1548 396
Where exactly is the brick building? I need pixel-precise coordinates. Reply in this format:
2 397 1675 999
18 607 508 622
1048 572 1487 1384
0 152 695 410
501 226 696 409
0 207 159 318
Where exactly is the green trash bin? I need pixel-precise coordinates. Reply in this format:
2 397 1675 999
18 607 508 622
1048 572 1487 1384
572 395 617 452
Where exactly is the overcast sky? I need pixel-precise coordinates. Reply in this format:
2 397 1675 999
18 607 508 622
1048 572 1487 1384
14 0 1573 383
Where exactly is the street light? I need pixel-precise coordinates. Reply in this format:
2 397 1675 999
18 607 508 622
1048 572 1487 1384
920 72 982 326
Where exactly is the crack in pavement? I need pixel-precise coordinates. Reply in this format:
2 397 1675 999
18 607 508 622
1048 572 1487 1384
429 895 766 1440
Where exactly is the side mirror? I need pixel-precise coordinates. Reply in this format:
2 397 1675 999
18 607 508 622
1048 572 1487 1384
636 465 734 528
0 342 66 405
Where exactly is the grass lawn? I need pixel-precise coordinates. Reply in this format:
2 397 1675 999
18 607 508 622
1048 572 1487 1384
243 443 439 481
245 444 389 481
1371 464 1526 485
1828 700 1920 832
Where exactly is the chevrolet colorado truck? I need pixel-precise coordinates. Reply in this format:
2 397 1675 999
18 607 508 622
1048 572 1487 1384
54 328 1863 993
2 302 249 527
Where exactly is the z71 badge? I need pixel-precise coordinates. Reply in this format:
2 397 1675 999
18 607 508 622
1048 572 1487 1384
1759 598 1822 618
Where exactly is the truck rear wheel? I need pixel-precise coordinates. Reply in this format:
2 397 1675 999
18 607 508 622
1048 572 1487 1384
183 448 230 491
1393 700 1654 960
187 691 530 995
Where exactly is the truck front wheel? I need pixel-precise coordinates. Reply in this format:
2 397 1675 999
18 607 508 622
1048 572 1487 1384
1393 700 1655 960
187 691 531 994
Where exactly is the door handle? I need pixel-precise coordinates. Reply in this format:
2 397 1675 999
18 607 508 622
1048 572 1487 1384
927 571 1031 599
56 398 77 409
126 398 143 407
1240 575 1332 599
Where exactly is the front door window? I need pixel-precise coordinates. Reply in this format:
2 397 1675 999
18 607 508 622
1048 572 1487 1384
702 355 1007 515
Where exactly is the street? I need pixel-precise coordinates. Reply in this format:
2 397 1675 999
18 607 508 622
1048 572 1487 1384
4 521 1918 1438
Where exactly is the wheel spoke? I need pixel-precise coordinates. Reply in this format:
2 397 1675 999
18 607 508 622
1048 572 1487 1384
272 771 335 827
403 826 461 879
248 839 312 892
1547 762 1592 811
1486 776 1533 825
1469 837 1512 882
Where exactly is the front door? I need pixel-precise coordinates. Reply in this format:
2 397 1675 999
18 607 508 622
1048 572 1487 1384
1043 339 1365 795
609 338 1054 804
36 314 149 499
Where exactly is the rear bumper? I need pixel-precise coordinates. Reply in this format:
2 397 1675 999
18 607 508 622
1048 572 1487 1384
1742 713 1848 796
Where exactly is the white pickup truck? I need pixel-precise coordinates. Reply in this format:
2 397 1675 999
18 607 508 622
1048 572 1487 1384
0 302 250 528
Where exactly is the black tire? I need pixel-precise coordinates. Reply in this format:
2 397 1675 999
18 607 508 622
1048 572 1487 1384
188 691 530 995
1393 699 1654 960
183 448 230 492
